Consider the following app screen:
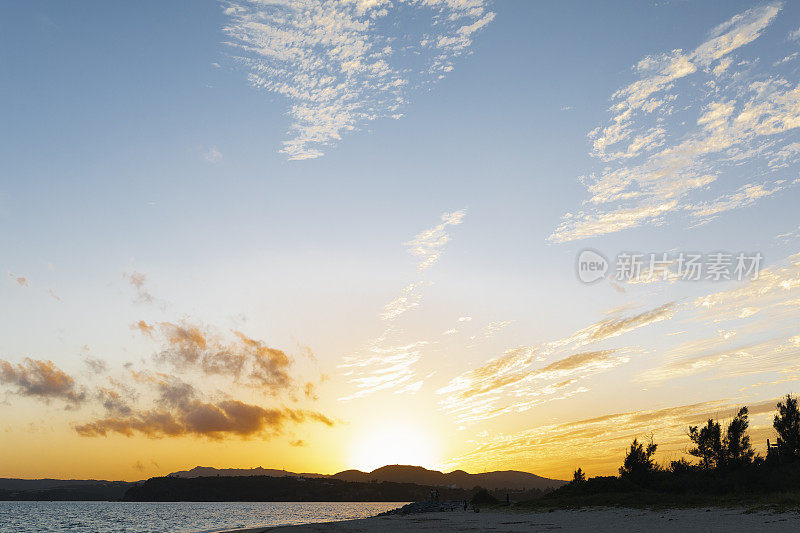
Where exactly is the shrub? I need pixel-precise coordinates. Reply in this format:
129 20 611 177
619 437 658 478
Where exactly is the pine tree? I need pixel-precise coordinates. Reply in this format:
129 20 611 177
619 437 658 478
688 419 722 469
774 394 800 459
724 407 754 466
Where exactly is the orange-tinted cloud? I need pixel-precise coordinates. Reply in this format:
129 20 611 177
446 397 779 477
8 273 29 287
139 322 295 394
234 331 292 390
586 302 676 342
77 372 333 439
132 320 155 337
303 382 318 401
0 358 86 404
75 400 333 439
437 301 678 425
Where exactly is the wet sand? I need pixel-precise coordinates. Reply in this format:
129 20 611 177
226 507 800 532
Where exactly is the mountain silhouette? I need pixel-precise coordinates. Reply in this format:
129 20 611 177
168 466 327 479
168 464 566 491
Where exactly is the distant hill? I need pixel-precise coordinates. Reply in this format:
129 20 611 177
123 474 553 502
333 465 566 490
167 464 566 491
0 478 133 501
168 466 326 479
0 465 565 502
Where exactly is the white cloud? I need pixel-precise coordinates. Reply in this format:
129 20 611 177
203 146 223 163
550 3 800 242
222 0 494 160
405 209 465 271
339 210 466 399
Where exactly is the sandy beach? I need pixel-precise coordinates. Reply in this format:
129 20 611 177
228 507 800 532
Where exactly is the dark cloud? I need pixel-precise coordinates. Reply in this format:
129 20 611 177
75 400 333 439
289 439 306 447
83 356 108 374
77 372 334 439
96 387 133 416
0 358 86 404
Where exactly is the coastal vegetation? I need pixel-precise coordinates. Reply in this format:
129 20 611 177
525 394 800 509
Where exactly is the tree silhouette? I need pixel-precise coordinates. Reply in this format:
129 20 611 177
688 408 753 469
572 468 586 483
725 407 754 466
774 394 800 460
619 437 658 478
668 458 694 473
688 419 722 469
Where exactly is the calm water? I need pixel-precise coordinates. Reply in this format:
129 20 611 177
0 501 407 532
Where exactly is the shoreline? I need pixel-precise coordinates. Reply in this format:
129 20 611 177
218 506 800 532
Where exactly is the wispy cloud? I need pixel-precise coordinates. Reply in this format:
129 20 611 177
203 146 223 163
438 303 676 424
339 210 465 400
549 3 800 242
405 210 465 271
82 350 108 375
639 251 800 383
8 273 29 287
7 272 62 302
123 270 154 304
222 1 494 160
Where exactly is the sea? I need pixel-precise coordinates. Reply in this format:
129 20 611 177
0 501 407 532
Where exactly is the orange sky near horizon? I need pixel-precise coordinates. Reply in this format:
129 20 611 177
4 1 800 485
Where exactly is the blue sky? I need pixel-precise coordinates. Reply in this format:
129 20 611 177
3 1 800 479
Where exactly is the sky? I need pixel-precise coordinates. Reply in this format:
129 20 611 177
2 0 800 482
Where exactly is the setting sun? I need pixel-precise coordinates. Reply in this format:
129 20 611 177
350 423 439 473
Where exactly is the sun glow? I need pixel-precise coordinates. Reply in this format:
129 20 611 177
349 423 439 472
